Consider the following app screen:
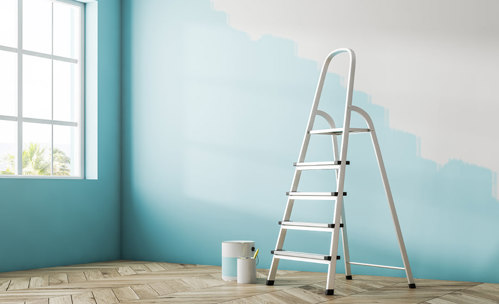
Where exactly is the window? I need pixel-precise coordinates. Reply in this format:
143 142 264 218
0 0 84 178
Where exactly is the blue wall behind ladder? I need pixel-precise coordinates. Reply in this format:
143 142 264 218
0 0 121 272
121 0 499 284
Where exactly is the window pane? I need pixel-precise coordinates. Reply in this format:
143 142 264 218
0 0 18 48
23 0 52 54
23 55 51 119
0 120 17 175
54 61 80 122
0 50 17 116
54 125 80 177
22 122 51 176
54 2 81 59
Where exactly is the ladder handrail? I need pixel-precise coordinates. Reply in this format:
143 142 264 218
296 48 355 164
323 48 356 72
350 106 374 129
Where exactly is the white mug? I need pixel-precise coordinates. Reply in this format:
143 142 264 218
237 257 256 284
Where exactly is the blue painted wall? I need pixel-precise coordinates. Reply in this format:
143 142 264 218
0 0 121 272
121 0 499 284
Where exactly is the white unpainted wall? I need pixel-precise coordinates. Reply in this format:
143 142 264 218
212 0 499 197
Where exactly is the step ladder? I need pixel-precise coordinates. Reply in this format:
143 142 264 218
266 48 415 295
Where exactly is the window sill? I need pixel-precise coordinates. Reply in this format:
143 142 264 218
0 175 84 180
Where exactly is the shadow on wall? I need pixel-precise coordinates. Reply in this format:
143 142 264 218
121 0 499 283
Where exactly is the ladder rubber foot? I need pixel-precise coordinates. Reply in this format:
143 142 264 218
325 289 334 295
409 283 416 289
266 280 275 286
346 275 353 280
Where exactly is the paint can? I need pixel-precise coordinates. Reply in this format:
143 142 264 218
221 240 255 281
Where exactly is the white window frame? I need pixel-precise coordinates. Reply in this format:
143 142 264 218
0 0 85 179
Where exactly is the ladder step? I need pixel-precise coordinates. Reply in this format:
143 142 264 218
271 250 340 264
279 221 343 232
309 128 370 135
294 161 350 171
287 191 347 200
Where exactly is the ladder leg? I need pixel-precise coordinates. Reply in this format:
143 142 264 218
266 230 285 285
328 127 353 281
325 195 344 295
370 130 416 288
267 199 294 285
341 207 352 279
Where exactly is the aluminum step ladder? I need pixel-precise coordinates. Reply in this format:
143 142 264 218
266 48 416 295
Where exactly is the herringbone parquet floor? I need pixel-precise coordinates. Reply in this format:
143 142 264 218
0 261 497 304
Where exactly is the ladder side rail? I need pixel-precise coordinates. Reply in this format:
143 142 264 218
326 48 356 294
267 49 345 285
266 198 291 283
317 110 352 279
350 106 415 287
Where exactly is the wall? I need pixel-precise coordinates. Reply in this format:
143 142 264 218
121 0 499 283
0 0 121 272
212 0 499 196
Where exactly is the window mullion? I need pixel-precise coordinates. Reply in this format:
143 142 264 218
51 1 54 176
17 0 23 176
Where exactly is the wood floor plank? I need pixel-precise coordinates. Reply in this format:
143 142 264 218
84 271 103 281
149 280 192 296
67 273 86 284
49 274 68 286
0 280 10 291
428 290 499 304
144 264 165 272
100 270 120 279
321 284 456 304
128 265 148 274
8 277 30 290
223 289 320 304
26 298 49 304
427 297 466 304
130 285 159 299
48 295 72 304
157 263 186 271
30 276 49 288
460 283 499 302
112 287 139 301
92 289 118 304
116 267 135 276
283 285 332 303
72 292 96 304
181 276 226 289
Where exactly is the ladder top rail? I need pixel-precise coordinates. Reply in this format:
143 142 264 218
323 48 356 67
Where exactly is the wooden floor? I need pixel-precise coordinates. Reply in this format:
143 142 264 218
0 261 497 304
